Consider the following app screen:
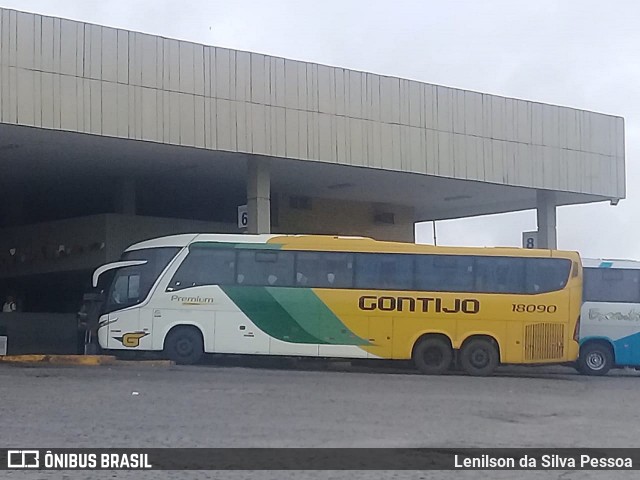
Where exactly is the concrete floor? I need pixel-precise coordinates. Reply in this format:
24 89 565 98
2 360 639 479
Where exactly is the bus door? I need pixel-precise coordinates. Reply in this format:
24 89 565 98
103 265 145 350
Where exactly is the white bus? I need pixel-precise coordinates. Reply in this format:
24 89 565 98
578 258 640 375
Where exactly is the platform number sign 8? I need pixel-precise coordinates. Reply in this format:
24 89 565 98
238 205 248 229
522 232 538 249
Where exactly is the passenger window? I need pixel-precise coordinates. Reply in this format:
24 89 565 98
415 255 474 292
584 268 640 302
236 250 294 286
525 258 571 294
475 257 525 294
167 248 235 291
355 254 413 290
296 252 354 288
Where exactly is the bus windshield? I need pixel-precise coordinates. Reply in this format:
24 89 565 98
104 247 181 313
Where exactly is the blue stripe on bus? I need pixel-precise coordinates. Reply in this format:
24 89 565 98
611 331 640 367
599 261 613 268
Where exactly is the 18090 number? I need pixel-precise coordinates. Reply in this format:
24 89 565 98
511 304 557 313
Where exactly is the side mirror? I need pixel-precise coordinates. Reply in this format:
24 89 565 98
82 292 104 302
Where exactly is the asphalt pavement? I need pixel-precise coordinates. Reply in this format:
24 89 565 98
2 359 639 479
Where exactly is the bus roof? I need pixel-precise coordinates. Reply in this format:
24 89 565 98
582 258 640 269
126 234 275 250
125 233 580 259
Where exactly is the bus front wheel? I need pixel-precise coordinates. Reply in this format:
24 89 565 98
577 343 613 376
460 338 499 376
164 327 204 365
412 337 453 375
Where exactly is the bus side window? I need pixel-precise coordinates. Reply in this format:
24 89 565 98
415 255 474 292
585 268 640 303
475 257 525 294
236 250 294 287
295 252 353 288
525 258 571 294
355 253 412 290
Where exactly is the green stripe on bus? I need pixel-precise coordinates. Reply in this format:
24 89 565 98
234 243 283 249
266 287 369 346
220 286 325 344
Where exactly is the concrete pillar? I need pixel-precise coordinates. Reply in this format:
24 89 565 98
536 190 557 249
247 157 270 234
114 178 136 215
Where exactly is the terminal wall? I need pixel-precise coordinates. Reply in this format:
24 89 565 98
0 8 625 199
0 214 108 279
0 214 239 279
274 195 415 242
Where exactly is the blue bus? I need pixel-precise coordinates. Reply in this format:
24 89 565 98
578 258 640 375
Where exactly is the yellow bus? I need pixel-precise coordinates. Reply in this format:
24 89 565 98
84 234 582 376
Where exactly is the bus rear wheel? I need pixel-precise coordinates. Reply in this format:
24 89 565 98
577 343 613 376
164 327 204 365
460 338 499 376
413 337 453 375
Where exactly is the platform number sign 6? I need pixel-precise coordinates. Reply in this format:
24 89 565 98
238 205 248 229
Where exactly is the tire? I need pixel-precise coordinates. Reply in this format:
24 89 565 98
577 343 613 376
412 337 453 375
164 327 204 365
460 338 499 376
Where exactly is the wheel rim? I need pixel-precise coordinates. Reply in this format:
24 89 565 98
175 337 194 357
422 346 444 367
586 351 605 370
469 348 490 369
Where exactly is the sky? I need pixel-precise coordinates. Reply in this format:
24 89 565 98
1 0 638 259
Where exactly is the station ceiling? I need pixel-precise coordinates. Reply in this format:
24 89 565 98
0 124 609 222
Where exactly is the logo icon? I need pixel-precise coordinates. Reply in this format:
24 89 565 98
113 331 149 348
8 450 40 468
